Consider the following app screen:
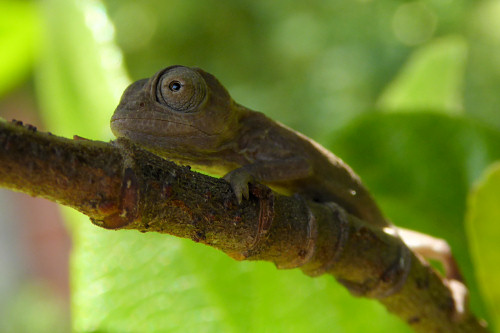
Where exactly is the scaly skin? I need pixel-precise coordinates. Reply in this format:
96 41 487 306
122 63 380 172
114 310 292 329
111 65 389 228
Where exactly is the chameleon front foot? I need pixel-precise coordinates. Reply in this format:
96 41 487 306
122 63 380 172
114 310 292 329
223 168 255 203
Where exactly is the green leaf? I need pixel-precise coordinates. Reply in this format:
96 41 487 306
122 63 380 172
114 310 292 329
466 163 500 330
72 224 410 333
37 0 412 332
328 112 500 323
464 0 500 129
35 0 493 330
36 0 128 138
377 37 467 114
0 1 39 97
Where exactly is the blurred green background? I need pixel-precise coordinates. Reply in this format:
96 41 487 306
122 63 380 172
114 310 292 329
1 0 500 331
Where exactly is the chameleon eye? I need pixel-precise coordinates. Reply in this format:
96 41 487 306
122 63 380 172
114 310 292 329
156 66 207 112
169 81 182 92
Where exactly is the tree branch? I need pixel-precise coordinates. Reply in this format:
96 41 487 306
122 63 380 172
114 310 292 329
0 119 488 332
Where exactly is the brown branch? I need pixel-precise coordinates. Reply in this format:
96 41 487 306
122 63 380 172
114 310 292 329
0 119 488 332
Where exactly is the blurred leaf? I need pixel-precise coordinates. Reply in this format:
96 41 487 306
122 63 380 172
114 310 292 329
105 0 416 140
73 227 411 333
36 0 128 139
378 36 467 114
36 0 413 332
32 0 499 331
329 112 500 323
0 1 39 97
466 162 500 330
464 0 500 130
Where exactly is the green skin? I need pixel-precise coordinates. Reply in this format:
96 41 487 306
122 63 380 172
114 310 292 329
111 65 389 228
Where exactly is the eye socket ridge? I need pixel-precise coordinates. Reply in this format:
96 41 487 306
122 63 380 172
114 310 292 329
154 67 207 112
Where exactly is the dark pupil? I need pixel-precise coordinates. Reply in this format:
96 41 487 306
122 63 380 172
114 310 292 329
169 81 182 92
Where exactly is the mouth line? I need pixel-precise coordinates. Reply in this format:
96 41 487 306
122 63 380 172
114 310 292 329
111 116 218 136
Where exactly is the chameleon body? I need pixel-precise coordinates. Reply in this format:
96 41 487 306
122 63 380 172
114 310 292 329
111 65 468 314
111 65 389 228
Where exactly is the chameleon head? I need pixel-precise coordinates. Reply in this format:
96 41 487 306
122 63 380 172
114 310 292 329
111 65 243 156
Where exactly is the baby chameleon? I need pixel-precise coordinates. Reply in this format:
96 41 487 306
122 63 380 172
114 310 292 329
111 65 388 228
111 65 466 310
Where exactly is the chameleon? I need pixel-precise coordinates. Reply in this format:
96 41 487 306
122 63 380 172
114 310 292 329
111 65 388 228
111 65 466 310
